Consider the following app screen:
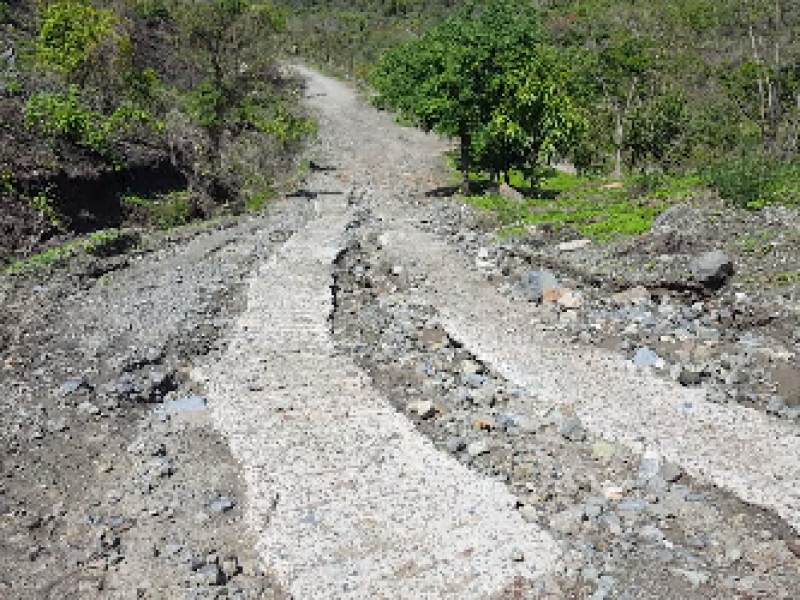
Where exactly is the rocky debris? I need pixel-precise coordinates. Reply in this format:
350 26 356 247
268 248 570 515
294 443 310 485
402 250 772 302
330 215 800 599
0 196 311 598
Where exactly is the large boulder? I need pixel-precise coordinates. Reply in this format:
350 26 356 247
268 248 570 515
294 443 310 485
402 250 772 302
690 250 734 288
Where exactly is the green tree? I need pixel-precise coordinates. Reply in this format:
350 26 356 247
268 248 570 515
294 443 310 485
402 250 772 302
372 0 572 194
474 45 585 185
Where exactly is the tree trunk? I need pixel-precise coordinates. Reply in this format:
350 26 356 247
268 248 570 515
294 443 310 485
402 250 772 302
460 128 471 195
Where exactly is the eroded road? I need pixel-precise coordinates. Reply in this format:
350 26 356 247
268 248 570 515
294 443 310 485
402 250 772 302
194 67 800 598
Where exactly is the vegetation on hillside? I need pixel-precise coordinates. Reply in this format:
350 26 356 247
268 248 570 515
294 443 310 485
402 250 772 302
0 0 314 265
283 0 800 216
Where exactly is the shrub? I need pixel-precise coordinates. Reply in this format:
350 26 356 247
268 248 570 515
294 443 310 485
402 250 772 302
36 0 118 78
24 86 154 156
701 156 778 208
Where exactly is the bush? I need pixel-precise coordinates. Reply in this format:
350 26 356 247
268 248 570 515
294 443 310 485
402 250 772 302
701 156 778 208
36 0 118 78
24 86 154 157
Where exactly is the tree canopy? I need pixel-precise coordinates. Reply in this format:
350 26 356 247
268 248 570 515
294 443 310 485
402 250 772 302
370 0 585 193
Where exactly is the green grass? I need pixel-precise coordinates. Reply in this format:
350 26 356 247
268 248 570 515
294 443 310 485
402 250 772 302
4 229 134 275
123 191 193 229
461 167 678 242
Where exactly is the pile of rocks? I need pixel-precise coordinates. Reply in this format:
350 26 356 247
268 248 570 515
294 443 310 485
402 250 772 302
330 211 800 599
407 199 800 423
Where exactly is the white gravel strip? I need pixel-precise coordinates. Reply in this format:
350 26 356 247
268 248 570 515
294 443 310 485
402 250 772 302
194 194 559 599
379 223 800 532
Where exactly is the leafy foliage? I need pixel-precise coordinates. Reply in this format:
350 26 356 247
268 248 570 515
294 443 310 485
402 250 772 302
371 0 584 192
35 0 120 79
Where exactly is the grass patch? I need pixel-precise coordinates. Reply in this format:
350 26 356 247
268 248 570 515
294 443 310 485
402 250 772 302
462 167 674 243
123 191 193 229
5 229 136 275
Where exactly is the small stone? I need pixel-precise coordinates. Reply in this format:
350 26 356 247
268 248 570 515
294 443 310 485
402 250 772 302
632 347 664 369
671 568 710 587
193 563 224 586
616 499 647 512
518 505 539 523
557 239 591 252
549 506 585 535
163 543 183 556
46 418 68 432
209 497 235 514
766 396 788 414
603 486 625 501
78 401 101 416
557 289 583 309
560 417 585 442
445 436 466 453
678 364 703 386
524 270 559 302
472 415 496 431
785 539 800 558
409 400 435 419
466 440 490 457
659 462 684 483
591 441 616 460
638 450 661 482
639 525 664 541
221 556 240 578
611 286 650 305
59 378 91 397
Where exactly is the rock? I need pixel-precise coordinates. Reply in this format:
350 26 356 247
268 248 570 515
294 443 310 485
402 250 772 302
638 450 661 482
671 568 710 587
592 441 616 460
463 373 488 388
557 239 591 252
678 364 703 386
543 286 568 305
466 440 490 457
616 499 647 512
472 415 496 431
611 286 651 305
209 497 235 514
524 270 559 303
156 395 208 417
766 396 788 414
557 289 583 309
193 563 224 586
518 505 539 523
59 378 91 397
445 436 466 453
46 418 68 432
632 347 664 369
786 539 800 558
560 417 586 442
498 183 525 203
690 250 734 288
77 401 101 416
221 556 240 579
548 506 585 535
658 462 684 483
409 400 435 419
